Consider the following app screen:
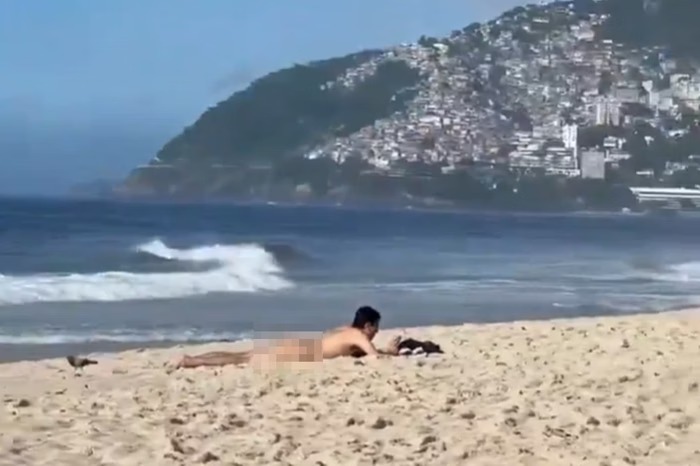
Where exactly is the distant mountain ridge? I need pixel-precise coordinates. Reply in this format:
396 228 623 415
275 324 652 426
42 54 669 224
120 0 700 211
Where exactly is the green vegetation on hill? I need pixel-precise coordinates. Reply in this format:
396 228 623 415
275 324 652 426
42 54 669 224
594 0 700 57
155 50 421 166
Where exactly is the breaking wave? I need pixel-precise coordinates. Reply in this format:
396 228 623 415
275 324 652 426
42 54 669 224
0 239 292 306
564 259 700 285
662 261 700 282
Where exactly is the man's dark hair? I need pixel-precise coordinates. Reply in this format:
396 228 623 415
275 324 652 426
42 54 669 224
352 306 381 328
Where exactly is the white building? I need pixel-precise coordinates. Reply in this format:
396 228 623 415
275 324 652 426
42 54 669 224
595 97 621 126
561 123 578 159
581 150 606 179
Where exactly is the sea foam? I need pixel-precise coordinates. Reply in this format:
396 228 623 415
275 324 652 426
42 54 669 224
0 239 292 306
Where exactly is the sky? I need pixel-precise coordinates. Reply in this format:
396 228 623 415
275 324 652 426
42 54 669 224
0 0 525 195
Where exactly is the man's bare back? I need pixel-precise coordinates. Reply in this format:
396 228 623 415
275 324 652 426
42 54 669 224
175 306 398 369
321 326 376 359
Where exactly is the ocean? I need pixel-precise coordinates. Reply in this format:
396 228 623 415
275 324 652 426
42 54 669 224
1 197 700 362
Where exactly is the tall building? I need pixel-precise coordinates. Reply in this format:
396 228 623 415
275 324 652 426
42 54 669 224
562 124 578 151
595 97 621 126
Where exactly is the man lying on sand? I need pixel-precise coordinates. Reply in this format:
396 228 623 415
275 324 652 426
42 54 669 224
176 306 400 369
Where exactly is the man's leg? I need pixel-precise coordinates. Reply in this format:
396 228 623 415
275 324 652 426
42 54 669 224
176 351 252 369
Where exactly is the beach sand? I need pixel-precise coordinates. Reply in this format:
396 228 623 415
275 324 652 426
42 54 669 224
2 311 700 466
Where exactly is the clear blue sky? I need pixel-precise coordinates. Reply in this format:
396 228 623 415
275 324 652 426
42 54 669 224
0 0 523 194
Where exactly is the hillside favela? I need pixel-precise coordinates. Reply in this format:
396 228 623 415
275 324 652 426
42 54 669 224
114 0 700 212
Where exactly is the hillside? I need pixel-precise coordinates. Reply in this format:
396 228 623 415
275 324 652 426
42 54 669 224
596 0 700 56
121 0 700 210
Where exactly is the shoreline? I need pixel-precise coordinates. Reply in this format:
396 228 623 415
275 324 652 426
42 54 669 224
2 309 700 464
0 306 691 365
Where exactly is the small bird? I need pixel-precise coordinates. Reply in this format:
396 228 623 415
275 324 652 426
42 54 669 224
66 355 98 371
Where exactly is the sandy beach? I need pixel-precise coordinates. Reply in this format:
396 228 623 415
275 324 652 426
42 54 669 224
2 311 700 466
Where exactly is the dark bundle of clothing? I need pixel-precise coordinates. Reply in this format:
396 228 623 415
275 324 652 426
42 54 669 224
349 338 444 358
397 338 444 356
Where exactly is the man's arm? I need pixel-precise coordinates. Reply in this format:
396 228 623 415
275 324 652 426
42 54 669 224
350 332 400 358
378 336 401 356
349 331 381 357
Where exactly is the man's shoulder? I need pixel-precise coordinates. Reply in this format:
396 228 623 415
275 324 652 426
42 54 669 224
325 325 349 333
324 326 361 338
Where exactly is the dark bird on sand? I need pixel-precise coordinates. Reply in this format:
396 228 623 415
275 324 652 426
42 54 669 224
66 355 98 370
